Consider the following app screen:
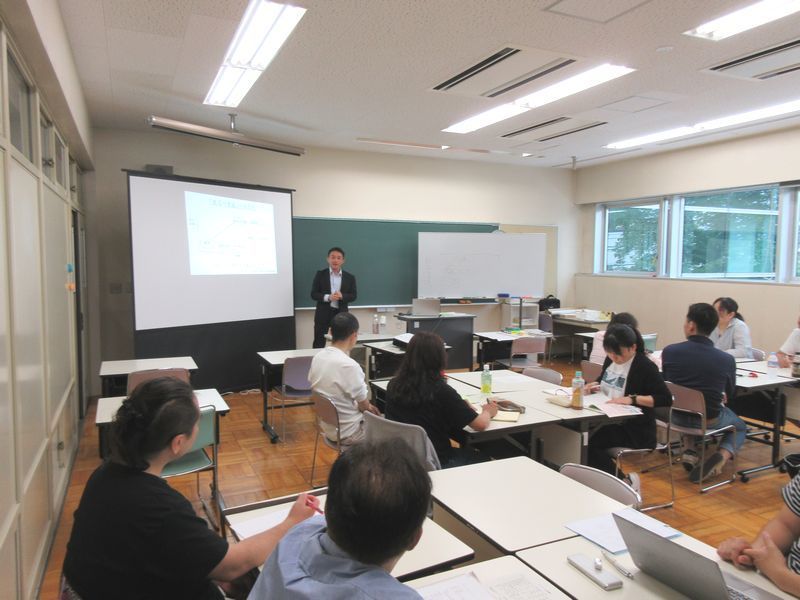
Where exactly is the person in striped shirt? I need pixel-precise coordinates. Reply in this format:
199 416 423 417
718 474 800 595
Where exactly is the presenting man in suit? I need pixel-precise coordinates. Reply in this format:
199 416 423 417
311 247 357 348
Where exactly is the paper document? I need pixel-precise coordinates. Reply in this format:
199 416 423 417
471 404 520 422
566 507 680 553
230 507 294 540
584 392 643 417
417 572 554 600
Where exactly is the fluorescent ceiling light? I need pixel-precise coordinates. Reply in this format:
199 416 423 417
683 0 800 41
605 98 800 149
442 64 634 134
514 64 634 110
204 1 306 107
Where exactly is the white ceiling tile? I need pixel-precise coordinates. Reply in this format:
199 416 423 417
103 0 192 37
545 0 653 24
106 28 181 76
602 96 669 112
171 15 238 100
191 0 248 21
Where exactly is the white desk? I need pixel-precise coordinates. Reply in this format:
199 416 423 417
225 493 474 581
95 388 229 458
446 369 545 393
737 360 795 378
429 456 625 553
517 534 793 600
99 356 198 395
407 555 569 598
256 349 324 443
735 366 800 481
474 330 552 368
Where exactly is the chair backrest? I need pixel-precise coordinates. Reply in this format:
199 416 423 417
538 313 553 333
580 360 603 383
313 393 341 433
191 405 216 451
126 368 190 395
283 356 313 392
559 463 641 508
511 336 547 355
665 381 706 418
751 348 766 361
521 366 562 385
363 411 441 471
642 333 658 353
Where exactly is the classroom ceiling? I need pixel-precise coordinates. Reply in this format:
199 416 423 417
57 0 800 168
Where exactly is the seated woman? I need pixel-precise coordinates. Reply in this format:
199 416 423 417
589 312 642 365
385 331 498 468
718 474 800 596
709 297 753 359
585 324 671 491
62 377 318 600
778 313 800 368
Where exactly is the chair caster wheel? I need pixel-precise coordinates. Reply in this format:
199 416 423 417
779 463 787 473
740 475 750 483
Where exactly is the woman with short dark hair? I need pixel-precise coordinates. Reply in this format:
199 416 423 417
710 297 753 359
62 377 318 600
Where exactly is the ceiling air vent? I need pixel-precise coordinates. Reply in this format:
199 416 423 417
708 38 800 80
537 121 606 142
434 48 521 91
502 117 571 138
433 46 577 98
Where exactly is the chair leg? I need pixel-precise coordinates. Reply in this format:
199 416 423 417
309 432 320 487
281 395 286 443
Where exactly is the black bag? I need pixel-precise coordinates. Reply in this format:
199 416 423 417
538 295 561 311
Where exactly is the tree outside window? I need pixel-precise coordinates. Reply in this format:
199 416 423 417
605 204 659 272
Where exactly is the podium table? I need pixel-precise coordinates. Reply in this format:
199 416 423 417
397 313 475 369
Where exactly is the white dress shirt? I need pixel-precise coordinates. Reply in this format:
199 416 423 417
309 346 368 440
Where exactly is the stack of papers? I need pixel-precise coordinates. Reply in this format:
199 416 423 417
417 572 554 600
566 507 679 553
584 393 642 417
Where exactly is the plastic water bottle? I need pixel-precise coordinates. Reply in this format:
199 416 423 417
768 352 779 375
571 370 584 410
372 313 380 334
481 364 492 395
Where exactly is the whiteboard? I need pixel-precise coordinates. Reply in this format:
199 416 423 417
418 232 546 298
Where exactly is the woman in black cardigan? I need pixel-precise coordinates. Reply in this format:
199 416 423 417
585 323 672 488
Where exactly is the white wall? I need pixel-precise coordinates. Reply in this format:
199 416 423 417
575 125 800 204
87 128 579 389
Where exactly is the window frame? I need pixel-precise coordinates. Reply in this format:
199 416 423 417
596 182 798 284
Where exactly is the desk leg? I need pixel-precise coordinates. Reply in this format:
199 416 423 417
98 425 109 459
261 363 280 443
738 388 784 482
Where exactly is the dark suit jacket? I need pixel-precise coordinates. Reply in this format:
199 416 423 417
598 352 672 448
311 268 357 322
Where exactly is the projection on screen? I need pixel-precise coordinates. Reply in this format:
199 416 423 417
185 192 278 276
129 174 294 331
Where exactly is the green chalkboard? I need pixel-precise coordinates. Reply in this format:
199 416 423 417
293 218 496 307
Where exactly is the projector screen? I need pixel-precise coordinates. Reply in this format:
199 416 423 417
129 173 294 330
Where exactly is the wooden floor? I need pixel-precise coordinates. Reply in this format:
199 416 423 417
39 362 796 598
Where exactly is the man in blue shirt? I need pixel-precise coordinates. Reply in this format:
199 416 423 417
248 438 430 599
662 302 745 484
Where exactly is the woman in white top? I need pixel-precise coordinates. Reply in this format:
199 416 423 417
589 312 640 365
778 314 800 368
709 297 753 359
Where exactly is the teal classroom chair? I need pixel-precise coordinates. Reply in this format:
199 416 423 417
162 404 219 529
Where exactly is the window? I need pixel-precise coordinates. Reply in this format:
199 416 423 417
680 186 778 279
55 134 66 187
597 183 790 282
604 203 660 272
8 53 33 160
40 116 54 180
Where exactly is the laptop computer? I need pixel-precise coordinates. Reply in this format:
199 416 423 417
613 513 782 600
411 298 441 316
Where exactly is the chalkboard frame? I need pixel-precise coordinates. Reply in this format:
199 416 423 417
293 217 497 307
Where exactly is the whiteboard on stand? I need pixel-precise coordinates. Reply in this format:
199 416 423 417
418 232 546 298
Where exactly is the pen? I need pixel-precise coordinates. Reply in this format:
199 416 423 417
601 551 634 579
306 497 324 515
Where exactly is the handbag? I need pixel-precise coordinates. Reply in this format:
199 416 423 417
538 294 561 311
